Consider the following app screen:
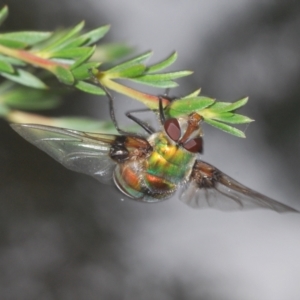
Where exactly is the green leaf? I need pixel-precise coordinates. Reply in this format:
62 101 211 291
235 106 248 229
0 68 47 89
129 70 191 88
212 113 253 124
72 62 101 80
94 43 133 62
61 25 110 49
0 32 51 46
182 89 201 98
53 66 74 85
70 46 95 70
3 89 61 110
147 52 177 73
135 70 192 82
166 96 215 117
35 30 66 51
50 47 92 59
204 118 246 138
60 36 87 49
0 103 9 117
130 78 178 88
93 43 133 62
116 64 146 78
80 25 110 46
0 38 27 49
210 97 248 113
0 6 8 28
107 51 152 73
207 102 231 111
0 60 14 73
0 54 26 66
43 21 85 52
75 80 105 95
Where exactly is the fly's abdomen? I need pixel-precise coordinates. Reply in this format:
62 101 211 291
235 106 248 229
143 146 195 196
113 159 175 201
113 161 145 200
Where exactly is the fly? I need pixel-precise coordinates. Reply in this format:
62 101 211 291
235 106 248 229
10 91 298 212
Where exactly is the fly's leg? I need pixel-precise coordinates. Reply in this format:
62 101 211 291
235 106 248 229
88 69 148 136
128 90 175 129
104 87 158 136
101 85 129 135
125 108 156 134
160 88 177 103
158 89 178 125
159 96 166 125
88 69 122 133
89 69 172 135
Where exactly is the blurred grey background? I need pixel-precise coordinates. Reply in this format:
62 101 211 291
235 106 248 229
1 0 300 299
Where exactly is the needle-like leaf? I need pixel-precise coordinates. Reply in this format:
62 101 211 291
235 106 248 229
1 68 47 89
204 118 246 138
75 80 105 95
0 6 8 28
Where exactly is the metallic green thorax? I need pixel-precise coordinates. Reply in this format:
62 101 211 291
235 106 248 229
146 132 197 185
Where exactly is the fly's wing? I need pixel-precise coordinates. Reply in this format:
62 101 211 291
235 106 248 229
11 123 118 184
180 160 298 213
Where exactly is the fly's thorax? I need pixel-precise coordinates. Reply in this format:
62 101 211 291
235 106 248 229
145 131 197 185
147 131 198 166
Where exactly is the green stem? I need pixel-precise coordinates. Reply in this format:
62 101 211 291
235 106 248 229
100 77 170 110
0 44 69 72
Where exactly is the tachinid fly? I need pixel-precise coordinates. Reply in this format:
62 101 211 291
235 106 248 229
11 92 298 212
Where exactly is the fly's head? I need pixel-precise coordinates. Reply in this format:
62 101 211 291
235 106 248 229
163 112 204 154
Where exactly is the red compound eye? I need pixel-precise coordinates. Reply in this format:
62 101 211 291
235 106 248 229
164 118 181 141
183 137 203 153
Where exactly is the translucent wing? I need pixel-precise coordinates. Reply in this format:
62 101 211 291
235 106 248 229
180 160 298 213
11 123 118 184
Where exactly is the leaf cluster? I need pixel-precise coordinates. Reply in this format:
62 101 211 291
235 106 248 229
165 91 252 137
0 5 253 137
101 51 192 88
0 9 106 93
